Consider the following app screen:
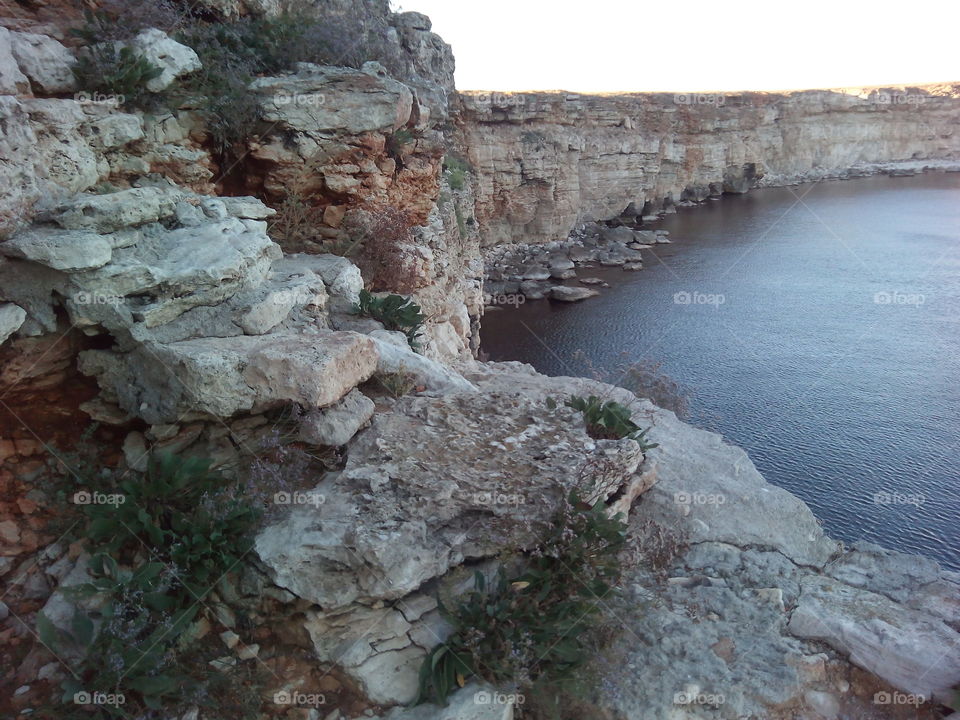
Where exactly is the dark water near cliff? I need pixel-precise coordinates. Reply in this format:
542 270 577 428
481 173 960 571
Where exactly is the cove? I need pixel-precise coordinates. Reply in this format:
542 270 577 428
481 172 960 570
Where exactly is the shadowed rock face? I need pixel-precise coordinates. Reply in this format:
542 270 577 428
459 85 960 246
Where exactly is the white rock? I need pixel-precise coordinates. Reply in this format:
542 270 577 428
81 330 378 423
2 226 113 270
369 332 477 395
374 683 514 720
299 388 375 446
9 32 76 93
549 285 598 302
0 303 26 344
48 187 184 232
0 28 30 94
127 29 201 92
789 574 960 698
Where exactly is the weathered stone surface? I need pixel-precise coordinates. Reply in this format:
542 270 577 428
47 187 184 232
8 32 75 93
2 226 113 271
0 303 26 344
256 385 647 609
80 330 378 423
252 63 413 135
298 388 375 446
127 29 201 92
789 574 960 698
369 332 477 395
0 28 29 94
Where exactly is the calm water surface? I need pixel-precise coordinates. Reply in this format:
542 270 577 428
481 173 960 570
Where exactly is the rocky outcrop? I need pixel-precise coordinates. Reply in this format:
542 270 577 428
460 85 960 246
466 363 960 719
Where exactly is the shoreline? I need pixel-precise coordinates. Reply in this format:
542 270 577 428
482 159 960 307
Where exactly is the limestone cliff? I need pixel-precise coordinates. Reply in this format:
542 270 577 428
459 86 960 246
0 5 958 720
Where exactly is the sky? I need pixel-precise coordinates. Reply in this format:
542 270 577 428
397 0 959 93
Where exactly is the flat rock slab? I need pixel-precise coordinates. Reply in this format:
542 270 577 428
256 387 646 608
80 330 377 424
789 574 960 698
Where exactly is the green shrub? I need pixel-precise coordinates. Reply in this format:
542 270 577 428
417 492 628 705
83 454 259 602
560 395 658 450
443 155 472 191
37 453 263 717
38 555 198 716
71 45 163 109
353 289 425 350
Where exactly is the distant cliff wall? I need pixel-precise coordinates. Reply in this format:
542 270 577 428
458 86 960 246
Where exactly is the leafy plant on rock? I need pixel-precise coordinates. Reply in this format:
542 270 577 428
353 289 426 350
417 491 628 705
560 395 658 451
36 453 263 717
71 45 163 109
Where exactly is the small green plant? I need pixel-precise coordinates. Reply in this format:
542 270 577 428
37 555 198 715
71 45 163 109
374 370 419 398
83 455 258 590
559 395 658 450
37 452 263 717
353 289 426 349
417 492 628 705
443 155 471 191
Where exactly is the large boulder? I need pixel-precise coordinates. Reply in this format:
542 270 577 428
80 330 378 423
8 32 76 94
251 63 414 135
0 303 26 344
0 28 30 94
126 28 201 92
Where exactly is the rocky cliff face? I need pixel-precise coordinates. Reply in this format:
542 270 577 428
0 6 958 720
459 86 960 246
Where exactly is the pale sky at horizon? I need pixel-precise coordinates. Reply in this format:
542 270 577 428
396 0 959 93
